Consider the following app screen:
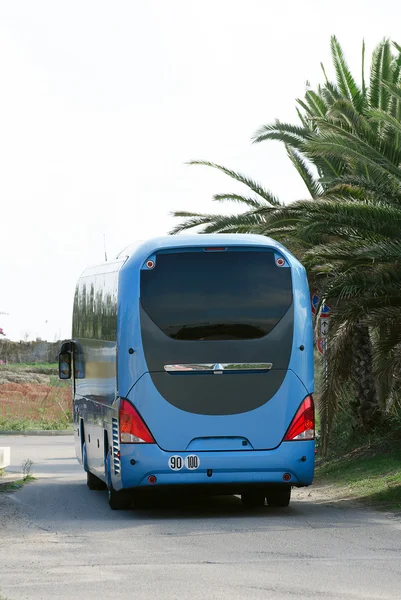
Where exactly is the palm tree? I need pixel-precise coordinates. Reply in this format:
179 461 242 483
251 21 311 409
173 37 401 229
260 193 401 448
171 37 401 450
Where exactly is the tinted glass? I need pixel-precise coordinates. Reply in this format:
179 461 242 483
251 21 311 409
72 273 118 341
140 250 292 341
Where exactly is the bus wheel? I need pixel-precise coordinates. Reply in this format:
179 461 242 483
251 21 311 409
108 484 132 510
105 453 132 510
266 486 291 507
241 491 266 508
87 470 107 491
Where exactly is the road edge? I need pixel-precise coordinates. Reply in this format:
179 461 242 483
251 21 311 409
0 473 24 489
0 430 73 436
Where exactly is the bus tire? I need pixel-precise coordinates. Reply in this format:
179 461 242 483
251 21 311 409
105 452 131 510
87 470 107 491
266 486 291 507
241 491 266 508
108 484 132 510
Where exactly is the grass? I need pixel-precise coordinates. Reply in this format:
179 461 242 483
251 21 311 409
0 475 36 493
0 459 35 493
313 352 401 511
49 374 70 388
0 473 35 489
0 362 58 375
315 448 401 511
0 417 72 431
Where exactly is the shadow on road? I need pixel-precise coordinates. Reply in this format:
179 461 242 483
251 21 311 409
13 477 311 532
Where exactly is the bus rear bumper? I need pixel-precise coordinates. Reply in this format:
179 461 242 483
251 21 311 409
116 440 315 492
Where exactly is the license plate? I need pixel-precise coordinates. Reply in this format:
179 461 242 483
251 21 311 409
168 455 200 471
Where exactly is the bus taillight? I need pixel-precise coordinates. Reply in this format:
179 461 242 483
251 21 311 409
119 399 155 444
283 395 315 441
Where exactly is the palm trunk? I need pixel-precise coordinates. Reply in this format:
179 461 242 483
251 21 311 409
350 322 380 429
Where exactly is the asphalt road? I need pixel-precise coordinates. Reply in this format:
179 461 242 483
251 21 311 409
0 435 401 600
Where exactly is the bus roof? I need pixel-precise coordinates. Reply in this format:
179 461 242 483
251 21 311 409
122 234 296 264
79 234 301 279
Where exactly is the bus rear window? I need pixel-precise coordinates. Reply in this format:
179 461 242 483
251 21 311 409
140 250 292 341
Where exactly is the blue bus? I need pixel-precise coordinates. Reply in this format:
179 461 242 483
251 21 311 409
59 234 315 510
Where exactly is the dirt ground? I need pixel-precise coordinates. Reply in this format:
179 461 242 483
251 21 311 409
0 369 51 386
0 366 71 425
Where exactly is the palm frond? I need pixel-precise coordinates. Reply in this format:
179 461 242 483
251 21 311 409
321 81 342 106
387 45 401 137
286 146 323 198
169 211 225 235
307 238 401 266
381 80 401 104
326 99 401 165
326 98 373 139
200 211 266 234
325 183 366 200
296 97 315 120
170 209 266 235
366 108 401 160
368 107 401 133
259 197 401 249
310 269 401 306
392 41 401 55
381 81 401 150
304 90 328 118
320 62 330 84
296 107 310 129
187 161 281 206
325 173 401 206
306 126 401 182
330 35 363 110
362 39 367 99
212 193 270 209
391 41 401 85
369 38 392 112
252 120 311 150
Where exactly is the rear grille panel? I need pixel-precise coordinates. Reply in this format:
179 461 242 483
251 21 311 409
112 418 120 475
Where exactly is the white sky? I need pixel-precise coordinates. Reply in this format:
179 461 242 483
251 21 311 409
0 0 399 341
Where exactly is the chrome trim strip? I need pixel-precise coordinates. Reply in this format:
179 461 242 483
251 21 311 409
164 363 273 373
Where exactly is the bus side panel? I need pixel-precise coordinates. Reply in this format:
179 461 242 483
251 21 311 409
288 261 314 394
72 266 119 477
73 338 117 477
